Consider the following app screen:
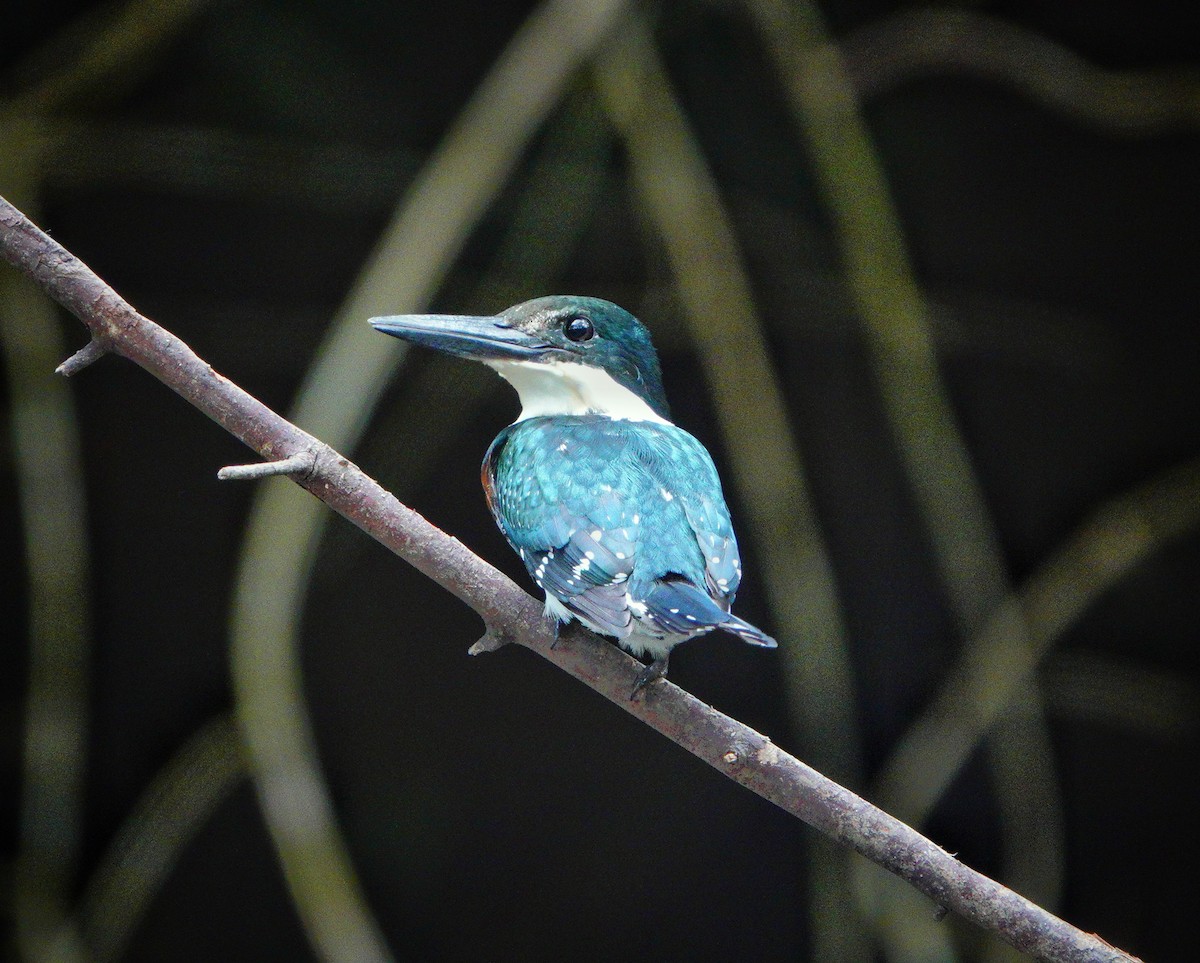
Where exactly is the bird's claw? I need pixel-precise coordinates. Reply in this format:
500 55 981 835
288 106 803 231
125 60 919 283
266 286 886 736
629 656 669 700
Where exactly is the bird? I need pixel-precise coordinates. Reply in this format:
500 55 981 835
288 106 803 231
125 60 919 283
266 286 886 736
371 295 776 697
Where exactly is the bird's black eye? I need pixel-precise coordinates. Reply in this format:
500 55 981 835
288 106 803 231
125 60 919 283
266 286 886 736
562 315 595 343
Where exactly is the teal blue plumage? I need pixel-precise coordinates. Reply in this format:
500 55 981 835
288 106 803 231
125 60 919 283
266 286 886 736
484 415 756 658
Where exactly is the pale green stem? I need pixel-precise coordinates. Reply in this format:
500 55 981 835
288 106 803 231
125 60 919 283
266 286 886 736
75 717 244 963
2 176 92 963
874 456 1200 819
746 0 1067 956
1 3 247 958
227 2 632 960
593 21 868 962
840 7 1200 136
352 89 614 508
3 0 209 117
1041 651 1199 738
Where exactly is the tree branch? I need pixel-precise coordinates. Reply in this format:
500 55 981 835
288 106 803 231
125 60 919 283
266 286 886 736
0 194 1136 963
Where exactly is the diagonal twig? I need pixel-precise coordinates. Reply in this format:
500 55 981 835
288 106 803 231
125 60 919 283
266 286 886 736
0 193 1137 963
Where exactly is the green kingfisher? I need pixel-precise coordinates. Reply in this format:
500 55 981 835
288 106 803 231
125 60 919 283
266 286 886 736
371 295 776 696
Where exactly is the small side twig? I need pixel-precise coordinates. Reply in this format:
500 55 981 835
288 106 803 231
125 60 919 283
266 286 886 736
55 338 107 376
468 630 511 655
218 450 316 481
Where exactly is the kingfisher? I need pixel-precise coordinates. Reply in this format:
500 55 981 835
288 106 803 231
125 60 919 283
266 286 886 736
371 295 776 696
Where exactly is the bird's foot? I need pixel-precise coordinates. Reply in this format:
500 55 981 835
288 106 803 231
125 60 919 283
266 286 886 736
548 617 564 650
630 655 669 700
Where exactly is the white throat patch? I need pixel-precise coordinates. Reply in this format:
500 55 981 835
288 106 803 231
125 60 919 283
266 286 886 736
488 359 671 424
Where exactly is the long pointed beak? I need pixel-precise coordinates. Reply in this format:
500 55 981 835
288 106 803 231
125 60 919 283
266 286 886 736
370 314 554 362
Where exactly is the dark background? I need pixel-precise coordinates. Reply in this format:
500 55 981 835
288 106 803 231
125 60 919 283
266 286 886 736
2 1 1198 961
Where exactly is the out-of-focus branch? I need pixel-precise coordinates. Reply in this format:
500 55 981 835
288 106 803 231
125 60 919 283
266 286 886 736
2 0 208 116
222 3 632 960
840 7 1200 136
77 716 244 963
748 0 1067 949
3 4 208 953
1 188 92 963
0 195 1138 963
592 22 867 961
874 454 1200 820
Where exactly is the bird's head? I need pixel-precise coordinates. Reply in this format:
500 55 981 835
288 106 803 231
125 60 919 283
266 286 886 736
371 295 671 422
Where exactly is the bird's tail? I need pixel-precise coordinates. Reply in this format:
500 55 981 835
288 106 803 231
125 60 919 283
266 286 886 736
720 612 777 648
645 579 777 648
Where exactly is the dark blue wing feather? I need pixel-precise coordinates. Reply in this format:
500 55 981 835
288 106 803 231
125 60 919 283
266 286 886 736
641 579 775 647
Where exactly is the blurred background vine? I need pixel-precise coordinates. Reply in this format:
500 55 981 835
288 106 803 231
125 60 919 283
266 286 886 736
2 1 1197 961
